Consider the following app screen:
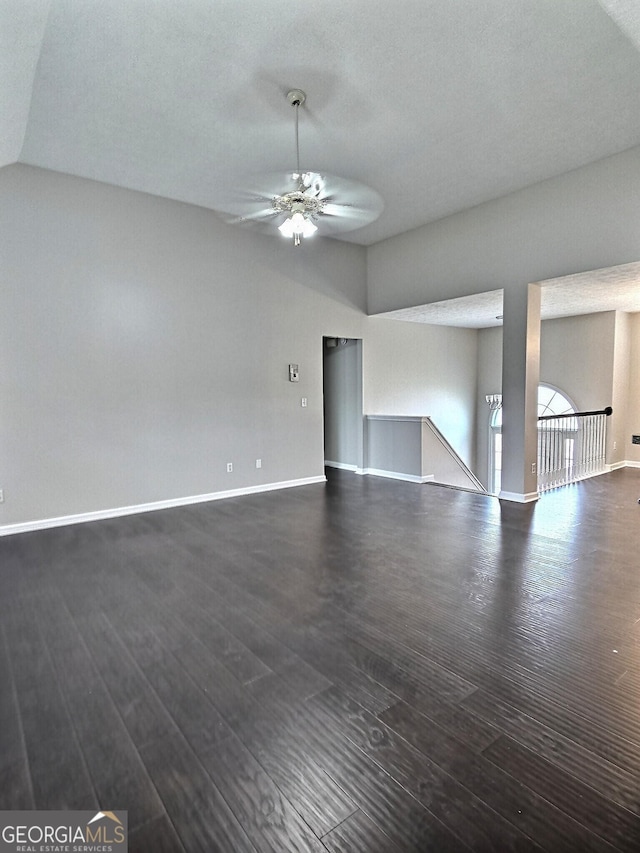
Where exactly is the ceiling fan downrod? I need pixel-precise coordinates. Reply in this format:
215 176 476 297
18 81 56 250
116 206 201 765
287 89 306 178
276 89 319 245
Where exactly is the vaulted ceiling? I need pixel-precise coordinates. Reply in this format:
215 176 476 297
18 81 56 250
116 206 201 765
4 0 640 248
3 1 640 326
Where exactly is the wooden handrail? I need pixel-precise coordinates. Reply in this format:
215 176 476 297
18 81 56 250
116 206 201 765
538 406 612 422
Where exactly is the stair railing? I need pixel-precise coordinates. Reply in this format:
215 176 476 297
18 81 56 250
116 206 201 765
537 406 612 491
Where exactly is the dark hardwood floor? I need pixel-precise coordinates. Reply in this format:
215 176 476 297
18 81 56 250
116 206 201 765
2 467 640 851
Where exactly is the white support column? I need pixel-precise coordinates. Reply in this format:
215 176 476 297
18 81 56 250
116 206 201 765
499 282 541 502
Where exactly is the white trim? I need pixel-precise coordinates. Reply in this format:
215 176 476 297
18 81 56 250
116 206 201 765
498 489 539 503
325 460 367 474
363 467 435 484
541 463 628 486
324 460 358 472
366 415 425 423
0 476 327 537
571 464 621 480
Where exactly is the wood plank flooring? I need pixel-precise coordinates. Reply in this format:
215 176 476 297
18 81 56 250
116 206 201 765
2 467 640 851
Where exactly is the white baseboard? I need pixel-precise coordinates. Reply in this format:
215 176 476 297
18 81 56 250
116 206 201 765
5 462 637 537
324 460 358 472
0 475 327 537
363 467 435 484
325 460 367 475
498 489 539 503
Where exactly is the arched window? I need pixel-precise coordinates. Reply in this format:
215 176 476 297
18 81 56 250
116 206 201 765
491 385 575 429
489 384 576 493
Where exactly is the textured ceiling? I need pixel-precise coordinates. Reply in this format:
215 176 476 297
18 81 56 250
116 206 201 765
3 0 640 248
380 262 640 328
2 1 640 323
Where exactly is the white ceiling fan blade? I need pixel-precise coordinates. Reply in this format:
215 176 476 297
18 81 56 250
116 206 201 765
216 172 300 209
299 172 326 197
321 202 378 222
219 205 280 227
315 177 383 211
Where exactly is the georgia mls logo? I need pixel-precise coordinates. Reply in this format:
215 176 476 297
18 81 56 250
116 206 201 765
0 810 127 852
86 811 126 842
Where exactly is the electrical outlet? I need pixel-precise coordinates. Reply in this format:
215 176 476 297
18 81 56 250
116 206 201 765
226 462 233 473
531 463 536 475
301 397 307 407
0 489 4 503
256 459 262 469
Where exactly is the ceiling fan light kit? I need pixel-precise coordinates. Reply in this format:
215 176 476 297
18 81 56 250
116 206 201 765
277 205 318 245
219 88 383 246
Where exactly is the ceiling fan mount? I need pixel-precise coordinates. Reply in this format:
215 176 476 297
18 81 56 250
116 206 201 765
286 88 306 107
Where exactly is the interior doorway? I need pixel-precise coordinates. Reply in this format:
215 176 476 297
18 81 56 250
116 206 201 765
322 337 364 472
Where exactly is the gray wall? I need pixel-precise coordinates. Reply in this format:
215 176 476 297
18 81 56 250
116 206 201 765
5 158 635 528
369 144 640 494
1 164 481 528
542 311 627 466
0 164 369 525
364 318 478 468
368 145 640 314
323 319 479 472
540 313 616 411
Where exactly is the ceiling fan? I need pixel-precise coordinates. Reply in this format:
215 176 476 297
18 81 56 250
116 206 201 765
218 89 383 246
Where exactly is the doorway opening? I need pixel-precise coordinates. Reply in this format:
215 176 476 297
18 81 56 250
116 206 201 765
322 337 364 473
